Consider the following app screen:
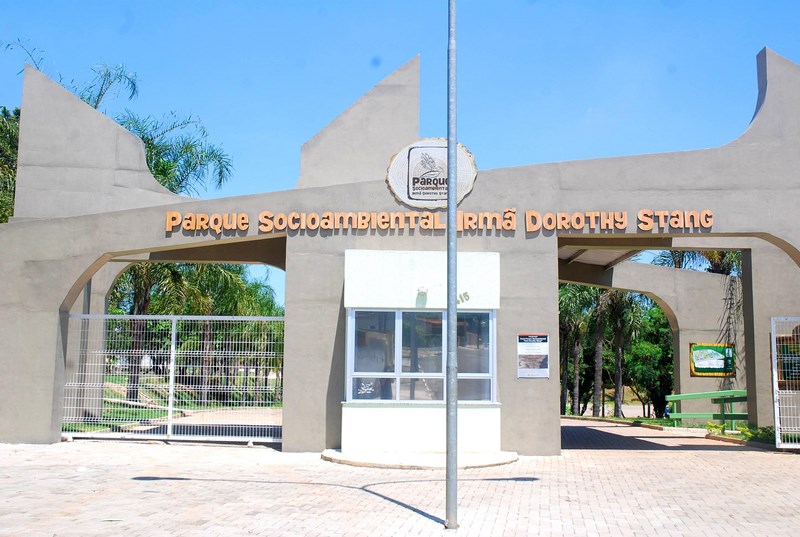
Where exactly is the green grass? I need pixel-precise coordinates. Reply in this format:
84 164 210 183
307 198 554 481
104 374 128 384
620 417 678 427
62 422 112 433
62 403 168 433
64 376 282 434
102 403 167 421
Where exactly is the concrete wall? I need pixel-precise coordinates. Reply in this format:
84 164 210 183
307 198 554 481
13 67 186 221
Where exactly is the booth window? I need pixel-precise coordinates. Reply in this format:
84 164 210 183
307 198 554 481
347 310 495 402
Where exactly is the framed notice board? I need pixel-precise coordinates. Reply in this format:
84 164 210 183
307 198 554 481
689 343 735 377
517 334 549 378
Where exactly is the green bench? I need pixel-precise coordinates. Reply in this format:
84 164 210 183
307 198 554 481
666 389 748 431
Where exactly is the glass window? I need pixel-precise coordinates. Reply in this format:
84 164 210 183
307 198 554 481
348 309 494 402
352 377 395 400
457 379 492 401
457 312 490 374
354 311 394 373
399 378 444 401
402 312 443 373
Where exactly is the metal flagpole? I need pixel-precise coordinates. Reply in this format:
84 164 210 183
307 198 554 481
445 0 458 529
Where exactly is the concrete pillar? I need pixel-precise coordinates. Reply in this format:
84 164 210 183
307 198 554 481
282 245 346 452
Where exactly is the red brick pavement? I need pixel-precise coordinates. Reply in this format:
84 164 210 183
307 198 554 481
0 419 797 536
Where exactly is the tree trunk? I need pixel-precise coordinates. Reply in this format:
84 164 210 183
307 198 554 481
592 328 603 417
223 354 231 406
257 358 264 404
653 393 668 418
560 340 569 414
571 339 581 415
127 319 145 401
201 319 212 406
614 332 624 418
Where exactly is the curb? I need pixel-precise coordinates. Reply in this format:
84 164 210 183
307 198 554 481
562 415 668 430
563 416 793 452
320 449 519 470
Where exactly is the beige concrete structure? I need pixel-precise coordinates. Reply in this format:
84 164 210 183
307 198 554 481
2 48 800 455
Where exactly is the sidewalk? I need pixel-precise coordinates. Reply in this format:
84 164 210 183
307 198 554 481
1 419 798 536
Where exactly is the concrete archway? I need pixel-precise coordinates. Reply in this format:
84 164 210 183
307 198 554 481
4 49 800 456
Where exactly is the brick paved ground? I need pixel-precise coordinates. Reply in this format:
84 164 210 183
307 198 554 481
1 419 798 536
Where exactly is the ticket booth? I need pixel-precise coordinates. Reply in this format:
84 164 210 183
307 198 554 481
341 250 502 455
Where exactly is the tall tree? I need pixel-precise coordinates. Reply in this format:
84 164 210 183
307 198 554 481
117 112 231 195
652 250 703 270
109 263 186 400
77 64 138 111
591 288 608 417
171 264 281 406
701 250 740 275
108 110 234 401
626 305 674 418
0 106 19 223
559 284 593 415
602 290 643 417
73 61 238 402
61 65 235 401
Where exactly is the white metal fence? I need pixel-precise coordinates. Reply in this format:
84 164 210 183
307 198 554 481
63 315 284 443
771 317 800 449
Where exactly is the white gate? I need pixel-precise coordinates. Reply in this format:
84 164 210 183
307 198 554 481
62 315 284 443
771 317 800 449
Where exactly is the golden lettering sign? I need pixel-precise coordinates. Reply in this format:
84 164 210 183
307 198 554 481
164 208 714 236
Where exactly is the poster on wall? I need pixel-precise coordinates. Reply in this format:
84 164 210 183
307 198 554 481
689 343 735 377
517 334 549 378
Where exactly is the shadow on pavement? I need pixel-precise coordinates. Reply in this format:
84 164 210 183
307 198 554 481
132 475 540 525
561 422 757 451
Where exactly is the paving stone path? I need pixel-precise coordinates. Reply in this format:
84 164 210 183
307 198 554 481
1 418 798 536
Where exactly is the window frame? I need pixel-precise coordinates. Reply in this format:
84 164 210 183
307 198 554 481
345 308 496 403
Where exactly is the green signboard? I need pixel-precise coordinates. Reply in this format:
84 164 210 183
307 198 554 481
689 343 735 377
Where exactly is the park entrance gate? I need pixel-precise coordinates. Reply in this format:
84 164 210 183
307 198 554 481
62 314 284 443
771 317 800 449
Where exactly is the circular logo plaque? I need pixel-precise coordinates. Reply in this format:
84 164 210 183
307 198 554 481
385 138 477 209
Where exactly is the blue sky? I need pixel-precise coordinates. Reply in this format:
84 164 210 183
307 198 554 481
2 1 799 304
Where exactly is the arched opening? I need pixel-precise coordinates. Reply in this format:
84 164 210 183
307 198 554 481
556 236 757 449
59 236 289 445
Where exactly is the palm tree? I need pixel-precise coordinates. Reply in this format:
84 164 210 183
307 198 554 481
700 250 740 275
590 288 609 417
559 284 594 415
179 264 246 406
77 64 138 111
652 250 703 270
175 264 282 406
107 102 234 403
601 291 644 417
109 263 186 400
117 112 232 195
